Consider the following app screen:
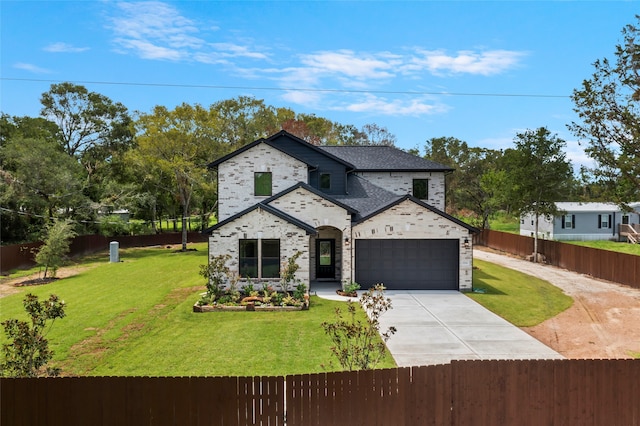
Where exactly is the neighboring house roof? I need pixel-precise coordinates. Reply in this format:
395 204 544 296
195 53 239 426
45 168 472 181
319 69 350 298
555 202 640 213
353 193 479 233
318 145 454 172
262 182 358 214
203 202 318 235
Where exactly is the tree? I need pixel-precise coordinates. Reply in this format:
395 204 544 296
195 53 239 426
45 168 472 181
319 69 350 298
40 82 133 178
1 293 66 377
35 219 77 278
569 16 640 205
503 128 573 261
360 123 397 146
132 103 220 250
1 136 85 221
321 284 396 371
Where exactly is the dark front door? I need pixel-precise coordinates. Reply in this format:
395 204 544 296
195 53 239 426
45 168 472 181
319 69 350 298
316 239 336 279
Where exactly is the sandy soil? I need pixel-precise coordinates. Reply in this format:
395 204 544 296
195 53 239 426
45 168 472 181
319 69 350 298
0 265 95 299
474 248 640 359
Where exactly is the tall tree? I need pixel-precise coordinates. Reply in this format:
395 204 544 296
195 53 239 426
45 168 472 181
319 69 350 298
503 127 573 261
40 82 133 180
569 16 640 205
132 103 221 250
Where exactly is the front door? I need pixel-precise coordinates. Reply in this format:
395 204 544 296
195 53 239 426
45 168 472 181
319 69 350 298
316 239 335 279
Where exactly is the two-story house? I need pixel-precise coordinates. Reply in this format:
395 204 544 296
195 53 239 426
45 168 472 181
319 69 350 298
204 130 477 291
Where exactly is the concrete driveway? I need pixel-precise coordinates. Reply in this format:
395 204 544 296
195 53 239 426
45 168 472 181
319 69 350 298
314 284 562 367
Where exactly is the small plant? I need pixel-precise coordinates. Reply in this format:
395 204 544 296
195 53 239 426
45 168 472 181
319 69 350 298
241 279 255 296
34 219 77 279
280 251 303 294
199 254 231 301
1 294 66 377
321 284 396 371
342 280 361 294
293 283 307 301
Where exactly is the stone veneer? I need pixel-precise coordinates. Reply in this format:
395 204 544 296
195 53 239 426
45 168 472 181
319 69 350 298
209 206 311 290
217 143 308 221
354 171 446 211
266 187 352 281
351 199 473 291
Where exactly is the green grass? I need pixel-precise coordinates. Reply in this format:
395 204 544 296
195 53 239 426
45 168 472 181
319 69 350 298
563 240 640 256
0 244 394 376
467 259 573 327
488 213 520 234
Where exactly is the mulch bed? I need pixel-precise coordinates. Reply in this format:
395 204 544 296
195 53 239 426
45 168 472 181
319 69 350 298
14 277 60 287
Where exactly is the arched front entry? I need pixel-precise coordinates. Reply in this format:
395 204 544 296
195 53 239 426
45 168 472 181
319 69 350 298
310 226 343 281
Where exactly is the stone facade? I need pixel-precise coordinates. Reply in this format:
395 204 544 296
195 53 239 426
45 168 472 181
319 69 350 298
217 143 308 220
351 199 473 291
208 206 311 290
354 171 446 211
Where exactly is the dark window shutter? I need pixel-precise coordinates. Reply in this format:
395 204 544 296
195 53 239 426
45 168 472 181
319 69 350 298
561 216 565 229
572 215 576 229
598 214 601 229
609 214 612 229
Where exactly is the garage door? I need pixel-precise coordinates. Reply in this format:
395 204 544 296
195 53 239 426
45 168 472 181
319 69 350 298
355 239 459 290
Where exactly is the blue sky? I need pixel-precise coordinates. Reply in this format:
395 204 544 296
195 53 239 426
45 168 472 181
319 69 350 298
1 1 637 169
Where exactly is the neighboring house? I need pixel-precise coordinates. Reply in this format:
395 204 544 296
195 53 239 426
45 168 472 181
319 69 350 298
204 131 478 291
520 202 640 242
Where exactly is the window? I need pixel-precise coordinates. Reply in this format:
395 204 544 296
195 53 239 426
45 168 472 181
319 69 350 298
254 172 272 196
239 239 280 279
562 214 574 229
319 173 331 190
598 214 611 229
412 179 428 199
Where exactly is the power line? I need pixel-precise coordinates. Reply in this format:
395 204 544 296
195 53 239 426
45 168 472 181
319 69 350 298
1 77 571 99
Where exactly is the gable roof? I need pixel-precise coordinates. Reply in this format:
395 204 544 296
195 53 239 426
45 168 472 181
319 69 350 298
318 145 454 172
207 130 355 170
203 202 317 235
354 193 479 233
262 182 358 214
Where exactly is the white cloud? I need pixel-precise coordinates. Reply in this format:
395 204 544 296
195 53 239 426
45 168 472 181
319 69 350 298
299 50 400 80
43 42 90 53
107 2 266 64
404 49 527 76
13 63 51 74
341 95 447 116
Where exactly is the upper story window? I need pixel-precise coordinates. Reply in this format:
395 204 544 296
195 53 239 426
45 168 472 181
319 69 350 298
412 179 428 200
254 172 272 196
319 173 331 190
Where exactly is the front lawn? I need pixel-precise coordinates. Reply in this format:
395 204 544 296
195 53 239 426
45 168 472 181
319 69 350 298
0 244 395 376
467 259 573 327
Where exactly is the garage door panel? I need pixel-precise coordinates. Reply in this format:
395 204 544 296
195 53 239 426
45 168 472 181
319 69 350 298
355 239 459 290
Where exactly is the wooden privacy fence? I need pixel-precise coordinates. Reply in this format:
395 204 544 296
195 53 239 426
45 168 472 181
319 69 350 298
2 359 639 426
0 232 208 274
474 229 640 288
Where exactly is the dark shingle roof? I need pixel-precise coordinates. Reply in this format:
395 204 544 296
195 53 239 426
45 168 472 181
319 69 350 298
318 146 454 172
331 174 402 221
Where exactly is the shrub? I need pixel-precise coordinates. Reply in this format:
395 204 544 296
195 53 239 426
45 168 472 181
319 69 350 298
321 284 396 371
1 294 66 377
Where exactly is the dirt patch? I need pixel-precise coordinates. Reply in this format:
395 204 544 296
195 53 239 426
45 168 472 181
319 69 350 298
0 265 97 298
475 248 640 359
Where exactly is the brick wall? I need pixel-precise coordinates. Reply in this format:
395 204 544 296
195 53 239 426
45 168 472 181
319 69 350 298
354 171 447 211
352 199 473 290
